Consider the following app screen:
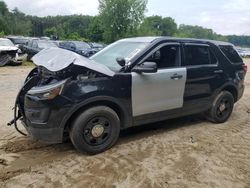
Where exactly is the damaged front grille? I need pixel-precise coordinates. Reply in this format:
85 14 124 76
0 51 17 66
0 54 12 66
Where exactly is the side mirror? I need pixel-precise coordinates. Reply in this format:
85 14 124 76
132 62 157 73
116 57 126 67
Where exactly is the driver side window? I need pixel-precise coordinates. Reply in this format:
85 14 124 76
145 44 180 69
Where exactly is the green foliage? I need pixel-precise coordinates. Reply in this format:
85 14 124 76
99 0 148 43
10 8 32 35
0 17 10 34
138 16 177 36
0 1 8 16
63 32 90 42
87 16 104 42
227 35 250 47
0 30 4 37
44 27 57 37
176 24 216 39
27 15 94 39
174 24 231 42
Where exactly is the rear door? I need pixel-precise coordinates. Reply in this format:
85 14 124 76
182 43 224 111
132 43 187 116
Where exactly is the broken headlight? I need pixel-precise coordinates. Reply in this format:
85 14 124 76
27 79 67 100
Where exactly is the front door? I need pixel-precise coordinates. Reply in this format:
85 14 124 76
131 44 187 116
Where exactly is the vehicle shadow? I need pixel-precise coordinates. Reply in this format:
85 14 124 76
118 114 206 145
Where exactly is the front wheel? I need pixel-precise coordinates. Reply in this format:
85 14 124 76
206 91 234 123
70 106 120 154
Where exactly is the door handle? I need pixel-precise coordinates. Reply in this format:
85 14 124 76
214 70 223 74
171 74 183 80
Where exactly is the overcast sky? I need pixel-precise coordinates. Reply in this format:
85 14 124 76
3 0 250 35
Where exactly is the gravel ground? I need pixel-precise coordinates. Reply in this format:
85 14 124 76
0 60 250 188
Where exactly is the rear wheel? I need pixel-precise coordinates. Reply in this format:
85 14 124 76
70 106 120 154
206 91 234 123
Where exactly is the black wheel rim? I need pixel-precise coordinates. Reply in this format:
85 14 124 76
83 116 111 146
216 97 232 119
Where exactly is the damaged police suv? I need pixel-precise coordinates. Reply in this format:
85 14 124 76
9 37 247 154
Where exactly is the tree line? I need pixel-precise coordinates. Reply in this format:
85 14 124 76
0 0 249 46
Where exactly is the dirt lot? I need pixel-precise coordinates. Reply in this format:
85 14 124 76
0 60 250 188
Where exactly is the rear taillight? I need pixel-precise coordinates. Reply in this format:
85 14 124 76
243 64 248 74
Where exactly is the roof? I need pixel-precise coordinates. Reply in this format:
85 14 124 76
0 38 11 41
119 37 161 43
118 36 233 46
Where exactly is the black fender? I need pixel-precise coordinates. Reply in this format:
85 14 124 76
60 96 132 130
212 81 239 103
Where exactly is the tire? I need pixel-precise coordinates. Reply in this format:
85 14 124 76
69 106 120 154
206 91 234 123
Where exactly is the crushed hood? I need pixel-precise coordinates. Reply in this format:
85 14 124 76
0 46 18 52
32 47 115 77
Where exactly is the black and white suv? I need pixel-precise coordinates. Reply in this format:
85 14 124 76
9 37 247 154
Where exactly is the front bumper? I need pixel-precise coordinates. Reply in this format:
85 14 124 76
23 121 64 143
23 94 72 143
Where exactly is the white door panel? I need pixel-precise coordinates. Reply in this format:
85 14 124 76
132 68 187 116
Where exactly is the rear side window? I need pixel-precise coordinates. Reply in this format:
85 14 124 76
32 41 38 48
219 45 242 63
183 45 217 66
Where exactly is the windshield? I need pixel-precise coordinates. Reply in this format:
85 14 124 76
74 41 90 50
11 38 29 45
38 41 57 49
90 41 149 71
91 43 104 48
0 39 15 46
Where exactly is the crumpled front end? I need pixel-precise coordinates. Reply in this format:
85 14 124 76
0 49 18 66
9 48 115 143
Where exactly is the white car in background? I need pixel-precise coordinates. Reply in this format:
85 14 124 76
0 38 22 66
237 47 250 58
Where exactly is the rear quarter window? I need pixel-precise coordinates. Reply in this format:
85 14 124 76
183 45 217 66
219 45 242 63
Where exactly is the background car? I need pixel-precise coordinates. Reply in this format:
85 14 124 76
0 38 22 66
22 39 58 60
6 36 29 48
52 40 63 47
236 47 250 58
88 42 106 51
6 36 30 61
59 41 99 57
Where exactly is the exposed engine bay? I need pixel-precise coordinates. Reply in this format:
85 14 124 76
8 65 109 135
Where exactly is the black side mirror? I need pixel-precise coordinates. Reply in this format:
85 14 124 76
132 62 157 73
116 57 126 67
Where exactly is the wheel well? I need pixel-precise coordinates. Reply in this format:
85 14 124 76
64 100 125 132
222 86 238 102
